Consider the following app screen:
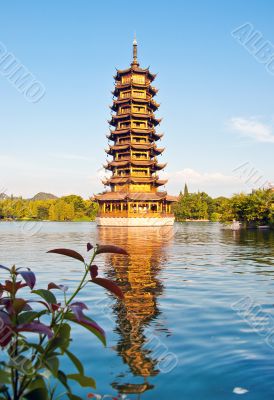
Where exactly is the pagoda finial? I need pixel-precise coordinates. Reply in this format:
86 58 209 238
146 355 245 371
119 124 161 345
132 34 139 66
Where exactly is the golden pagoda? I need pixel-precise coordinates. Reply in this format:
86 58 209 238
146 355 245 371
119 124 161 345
95 38 177 226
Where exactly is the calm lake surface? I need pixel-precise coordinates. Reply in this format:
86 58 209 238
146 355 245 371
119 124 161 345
1 221 274 399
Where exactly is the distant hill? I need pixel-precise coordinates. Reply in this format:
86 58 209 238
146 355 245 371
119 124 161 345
31 192 58 201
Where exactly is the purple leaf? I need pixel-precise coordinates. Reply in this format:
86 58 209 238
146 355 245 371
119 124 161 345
70 303 88 321
48 282 69 292
64 312 105 345
96 245 128 255
0 310 11 325
91 278 124 299
18 270 36 290
47 248 85 263
87 243 93 252
70 302 88 310
0 298 30 314
0 310 13 347
17 322 53 338
27 299 51 311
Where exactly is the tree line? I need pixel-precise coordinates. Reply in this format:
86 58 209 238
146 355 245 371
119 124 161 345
1 189 273 226
174 185 274 227
0 195 99 221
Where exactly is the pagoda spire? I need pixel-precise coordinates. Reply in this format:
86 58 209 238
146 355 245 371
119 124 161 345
131 34 139 66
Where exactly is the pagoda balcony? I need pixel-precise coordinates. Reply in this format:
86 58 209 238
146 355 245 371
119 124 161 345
115 173 159 179
114 80 151 90
107 174 160 180
117 93 154 102
116 110 155 117
106 157 160 165
115 138 152 145
115 156 149 161
111 98 160 111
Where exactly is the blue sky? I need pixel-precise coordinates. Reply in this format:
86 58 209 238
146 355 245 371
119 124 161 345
0 0 273 198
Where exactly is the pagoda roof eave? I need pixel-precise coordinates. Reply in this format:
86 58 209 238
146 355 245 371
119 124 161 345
112 98 160 109
106 143 165 152
109 114 161 126
95 191 171 202
155 179 168 186
152 163 167 171
113 84 158 96
165 195 179 202
103 176 160 185
104 159 162 169
114 66 156 81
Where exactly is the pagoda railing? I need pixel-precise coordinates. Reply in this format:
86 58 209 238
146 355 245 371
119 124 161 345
97 211 174 218
117 138 150 145
118 93 153 101
113 173 159 179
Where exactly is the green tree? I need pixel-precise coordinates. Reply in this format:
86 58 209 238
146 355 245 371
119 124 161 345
174 192 209 220
184 183 189 197
37 204 50 220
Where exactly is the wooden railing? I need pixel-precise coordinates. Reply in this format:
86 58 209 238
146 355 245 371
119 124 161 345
97 211 174 218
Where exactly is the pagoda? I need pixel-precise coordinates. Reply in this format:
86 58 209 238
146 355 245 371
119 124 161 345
95 38 177 226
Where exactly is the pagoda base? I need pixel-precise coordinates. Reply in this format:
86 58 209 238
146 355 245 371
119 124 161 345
96 216 175 227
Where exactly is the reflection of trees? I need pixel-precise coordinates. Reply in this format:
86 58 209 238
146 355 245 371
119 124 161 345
228 228 274 268
97 227 172 395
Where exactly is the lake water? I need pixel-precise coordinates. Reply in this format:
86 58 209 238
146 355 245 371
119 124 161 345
0 221 274 399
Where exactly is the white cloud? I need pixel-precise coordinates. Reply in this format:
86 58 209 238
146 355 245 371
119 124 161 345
160 168 245 196
229 117 274 143
164 168 240 185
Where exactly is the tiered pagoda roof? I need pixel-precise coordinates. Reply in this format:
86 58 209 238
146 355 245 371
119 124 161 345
106 128 164 142
105 143 165 156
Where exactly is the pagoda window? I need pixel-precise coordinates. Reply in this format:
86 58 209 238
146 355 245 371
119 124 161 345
118 136 130 144
115 169 129 176
120 91 131 99
105 203 111 212
132 168 148 176
119 121 130 129
116 152 129 160
132 74 145 84
150 203 158 212
121 76 131 84
132 136 147 143
132 120 147 129
132 105 146 113
132 152 148 160
130 184 151 192
114 184 129 192
112 203 122 212
119 106 131 114
132 90 146 99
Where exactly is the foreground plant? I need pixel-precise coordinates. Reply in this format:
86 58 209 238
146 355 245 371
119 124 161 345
0 243 127 400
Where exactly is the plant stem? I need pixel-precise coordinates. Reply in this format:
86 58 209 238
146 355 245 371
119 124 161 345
66 249 97 306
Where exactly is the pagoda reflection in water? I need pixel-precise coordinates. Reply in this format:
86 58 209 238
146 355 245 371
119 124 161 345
96 226 173 397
